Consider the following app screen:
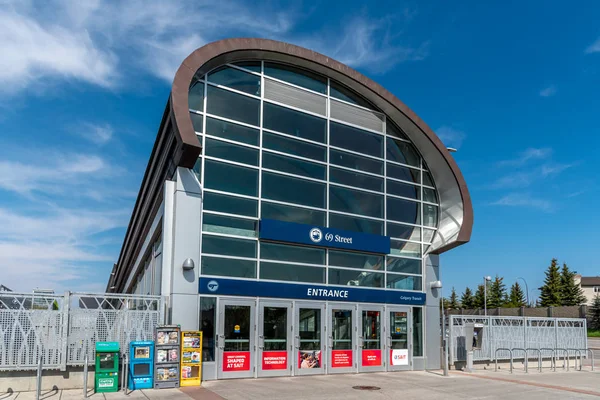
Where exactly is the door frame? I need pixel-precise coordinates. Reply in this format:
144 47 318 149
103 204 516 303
327 303 357 374
357 304 386 373
386 305 412 371
293 301 326 376
257 300 293 377
217 297 256 379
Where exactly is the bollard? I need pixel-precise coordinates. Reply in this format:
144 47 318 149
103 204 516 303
466 351 473 373
83 353 89 398
36 353 42 400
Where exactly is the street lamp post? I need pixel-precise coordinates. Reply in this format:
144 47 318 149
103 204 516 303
516 277 530 307
483 276 491 316
430 280 447 376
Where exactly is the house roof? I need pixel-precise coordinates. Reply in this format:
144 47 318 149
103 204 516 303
581 277 600 286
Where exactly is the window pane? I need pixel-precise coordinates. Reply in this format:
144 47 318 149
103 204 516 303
423 171 434 187
330 167 383 192
387 197 419 224
202 235 256 258
329 268 384 288
387 163 419 183
264 63 327 94
413 307 423 357
189 80 204 111
386 122 409 140
193 158 201 180
202 256 256 278
423 229 435 243
203 192 257 217
330 122 383 158
423 204 438 227
330 149 383 175
387 274 422 291
386 257 422 275
260 262 325 283
208 66 260 96
207 85 259 126
206 117 259 146
390 240 421 257
205 138 258 166
263 152 326 180
262 172 325 208
386 138 420 167
262 201 325 226
263 132 326 161
329 250 383 270
204 160 258 196
387 180 419 199
387 222 420 241
232 61 261 72
423 188 437 204
260 242 325 265
199 297 216 361
329 186 383 218
263 103 326 143
330 82 373 108
190 113 203 133
329 213 383 235
202 214 257 237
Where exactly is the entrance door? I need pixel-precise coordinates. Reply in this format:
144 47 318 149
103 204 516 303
257 301 292 377
357 305 385 372
386 307 411 371
294 302 325 376
217 299 255 379
327 303 356 374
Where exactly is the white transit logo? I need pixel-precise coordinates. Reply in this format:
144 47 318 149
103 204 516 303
310 228 353 244
309 228 323 243
207 280 219 292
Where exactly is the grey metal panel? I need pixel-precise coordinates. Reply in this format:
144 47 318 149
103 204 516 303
424 255 441 369
330 99 384 132
264 78 326 116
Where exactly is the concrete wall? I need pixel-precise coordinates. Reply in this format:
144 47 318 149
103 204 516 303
0 368 95 392
424 254 441 370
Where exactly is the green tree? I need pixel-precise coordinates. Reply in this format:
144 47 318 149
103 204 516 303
473 284 488 309
448 287 460 309
589 295 600 331
488 275 507 308
461 287 475 309
539 258 563 307
507 282 526 307
560 263 587 306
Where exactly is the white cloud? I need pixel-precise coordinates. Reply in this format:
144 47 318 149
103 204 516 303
435 126 466 149
539 85 557 97
585 37 600 54
498 147 553 167
491 193 554 212
80 123 114 145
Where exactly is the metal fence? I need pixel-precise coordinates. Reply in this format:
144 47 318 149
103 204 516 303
0 291 163 371
449 315 587 364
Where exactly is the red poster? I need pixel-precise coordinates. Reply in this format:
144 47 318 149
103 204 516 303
331 350 353 368
361 349 381 367
262 351 287 370
223 352 250 372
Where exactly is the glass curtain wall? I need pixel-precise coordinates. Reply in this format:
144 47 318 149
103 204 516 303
191 61 439 292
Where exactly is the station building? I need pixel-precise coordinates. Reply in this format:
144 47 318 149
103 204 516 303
106 38 473 380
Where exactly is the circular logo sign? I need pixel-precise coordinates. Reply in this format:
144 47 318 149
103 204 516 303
207 280 219 292
309 228 323 243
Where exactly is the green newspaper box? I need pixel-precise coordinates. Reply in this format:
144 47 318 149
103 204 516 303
95 342 120 393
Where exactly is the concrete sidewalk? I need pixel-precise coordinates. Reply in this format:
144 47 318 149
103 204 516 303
0 387 222 400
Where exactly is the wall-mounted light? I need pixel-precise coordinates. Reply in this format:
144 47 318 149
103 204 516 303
447 147 458 153
430 280 443 289
182 258 195 271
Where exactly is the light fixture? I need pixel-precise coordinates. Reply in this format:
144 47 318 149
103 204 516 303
182 258 195 271
430 280 443 289
447 147 458 153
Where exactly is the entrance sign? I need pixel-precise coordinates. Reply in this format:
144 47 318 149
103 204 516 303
331 350 352 368
361 349 381 367
262 351 287 370
223 352 250 371
200 278 425 305
259 219 391 254
391 349 409 366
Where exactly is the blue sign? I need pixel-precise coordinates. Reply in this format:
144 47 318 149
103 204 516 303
259 219 391 254
199 277 425 305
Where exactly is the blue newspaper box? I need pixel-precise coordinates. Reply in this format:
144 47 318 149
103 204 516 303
128 341 154 390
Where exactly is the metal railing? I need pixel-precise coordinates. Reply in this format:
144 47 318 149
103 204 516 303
493 347 593 373
525 348 542 373
494 348 513 373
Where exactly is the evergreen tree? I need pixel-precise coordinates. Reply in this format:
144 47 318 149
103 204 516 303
559 263 587 306
448 287 460 309
488 275 507 308
473 284 488 309
461 287 475 309
589 295 600 331
508 282 526 307
539 258 563 307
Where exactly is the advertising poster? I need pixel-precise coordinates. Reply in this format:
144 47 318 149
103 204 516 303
298 350 321 369
261 351 287 370
180 331 202 386
361 349 381 367
331 350 352 368
157 349 167 363
223 351 250 371
390 349 409 366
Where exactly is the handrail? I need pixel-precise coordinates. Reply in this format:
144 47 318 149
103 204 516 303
556 348 569 371
512 348 526 372
539 348 556 372
494 348 513 373
566 348 582 371
526 348 542 372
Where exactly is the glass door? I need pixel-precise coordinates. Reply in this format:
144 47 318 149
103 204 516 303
294 302 325 376
387 307 411 371
357 305 385 372
258 301 292 377
217 298 255 379
327 303 356 374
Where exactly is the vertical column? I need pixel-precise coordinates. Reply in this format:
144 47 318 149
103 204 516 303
424 254 441 369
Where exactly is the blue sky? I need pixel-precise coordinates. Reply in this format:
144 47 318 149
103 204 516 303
1 1 599 299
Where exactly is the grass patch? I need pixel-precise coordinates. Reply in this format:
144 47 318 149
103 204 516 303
588 330 600 337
